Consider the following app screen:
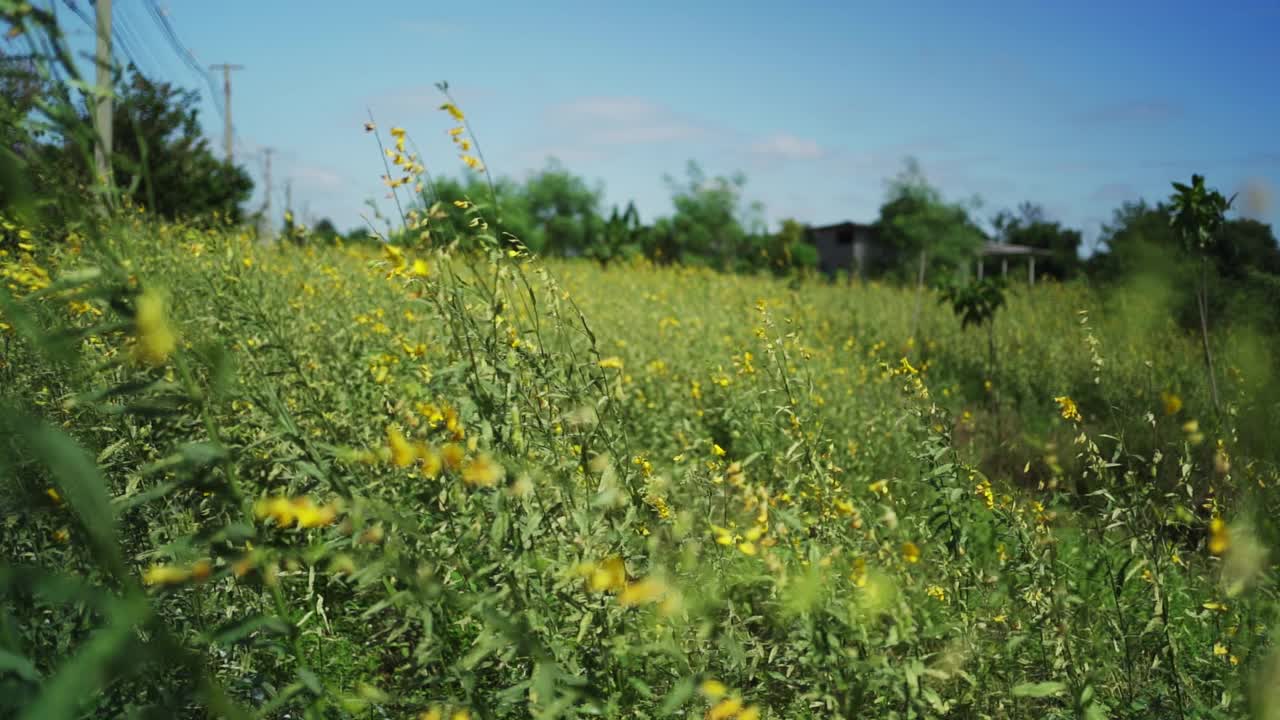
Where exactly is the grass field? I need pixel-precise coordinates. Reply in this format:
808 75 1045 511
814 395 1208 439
2 209 1279 719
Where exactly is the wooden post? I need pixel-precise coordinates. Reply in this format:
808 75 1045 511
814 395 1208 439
1001 257 1008 278
209 64 244 163
93 0 112 186
1029 256 1036 286
977 258 983 280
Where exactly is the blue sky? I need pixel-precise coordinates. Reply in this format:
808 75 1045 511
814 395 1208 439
56 0 1280 249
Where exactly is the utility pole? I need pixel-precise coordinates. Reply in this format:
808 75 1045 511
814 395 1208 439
209 63 244 163
93 0 112 186
285 179 292 220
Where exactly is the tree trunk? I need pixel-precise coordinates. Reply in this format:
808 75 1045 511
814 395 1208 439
910 249 926 345
1198 256 1221 413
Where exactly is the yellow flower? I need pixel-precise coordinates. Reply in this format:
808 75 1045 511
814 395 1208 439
1214 443 1231 475
386 425 417 467
1161 391 1183 416
131 289 177 366
598 356 624 370
711 443 726 457
461 155 484 171
254 496 340 529
902 541 921 564
1054 395 1081 423
581 556 627 593
46 488 63 505
419 444 442 478
1209 516 1229 555
618 576 668 607
699 679 727 699
441 443 466 471
461 453 505 488
453 200 471 208
390 126 406 139
411 258 431 277
439 102 465 121
143 564 191 586
708 697 743 720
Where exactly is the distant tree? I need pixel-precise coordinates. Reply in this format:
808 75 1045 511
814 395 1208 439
1212 217 1280 278
588 201 645 267
1086 199 1180 281
990 202 1083 280
311 217 339 242
875 158 986 283
39 66 253 222
521 159 604 256
1087 199 1279 282
663 160 759 268
0 46 83 220
875 158 985 341
765 218 817 275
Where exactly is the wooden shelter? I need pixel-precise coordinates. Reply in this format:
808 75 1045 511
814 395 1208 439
977 242 1054 286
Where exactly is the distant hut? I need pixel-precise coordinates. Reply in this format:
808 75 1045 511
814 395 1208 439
805 221 886 279
976 242 1054 286
807 222 1052 285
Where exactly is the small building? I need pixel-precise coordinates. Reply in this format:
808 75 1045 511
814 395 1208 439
976 242 1054 286
805 221 886 279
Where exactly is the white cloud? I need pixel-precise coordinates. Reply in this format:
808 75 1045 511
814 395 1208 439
545 96 709 147
749 133 824 161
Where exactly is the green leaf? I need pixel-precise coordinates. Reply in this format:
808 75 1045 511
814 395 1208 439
1011 681 1067 698
0 648 41 682
656 676 695 715
19 419 124 574
297 667 322 695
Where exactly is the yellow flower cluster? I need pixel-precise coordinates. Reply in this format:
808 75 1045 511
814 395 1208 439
1054 395 1082 423
143 559 211 587
253 496 341 529
573 557 678 611
440 102 484 172
384 422 503 488
130 289 178 367
699 679 762 720
380 126 425 191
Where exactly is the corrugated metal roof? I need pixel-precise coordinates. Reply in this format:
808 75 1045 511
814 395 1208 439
980 242 1054 257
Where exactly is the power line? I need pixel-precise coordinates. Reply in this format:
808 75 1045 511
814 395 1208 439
141 0 225 125
114 4 161 75
57 0 141 74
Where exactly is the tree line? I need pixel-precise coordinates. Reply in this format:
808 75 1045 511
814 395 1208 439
4 48 1277 327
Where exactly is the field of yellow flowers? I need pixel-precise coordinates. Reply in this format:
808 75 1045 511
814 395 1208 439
2 209 1278 719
